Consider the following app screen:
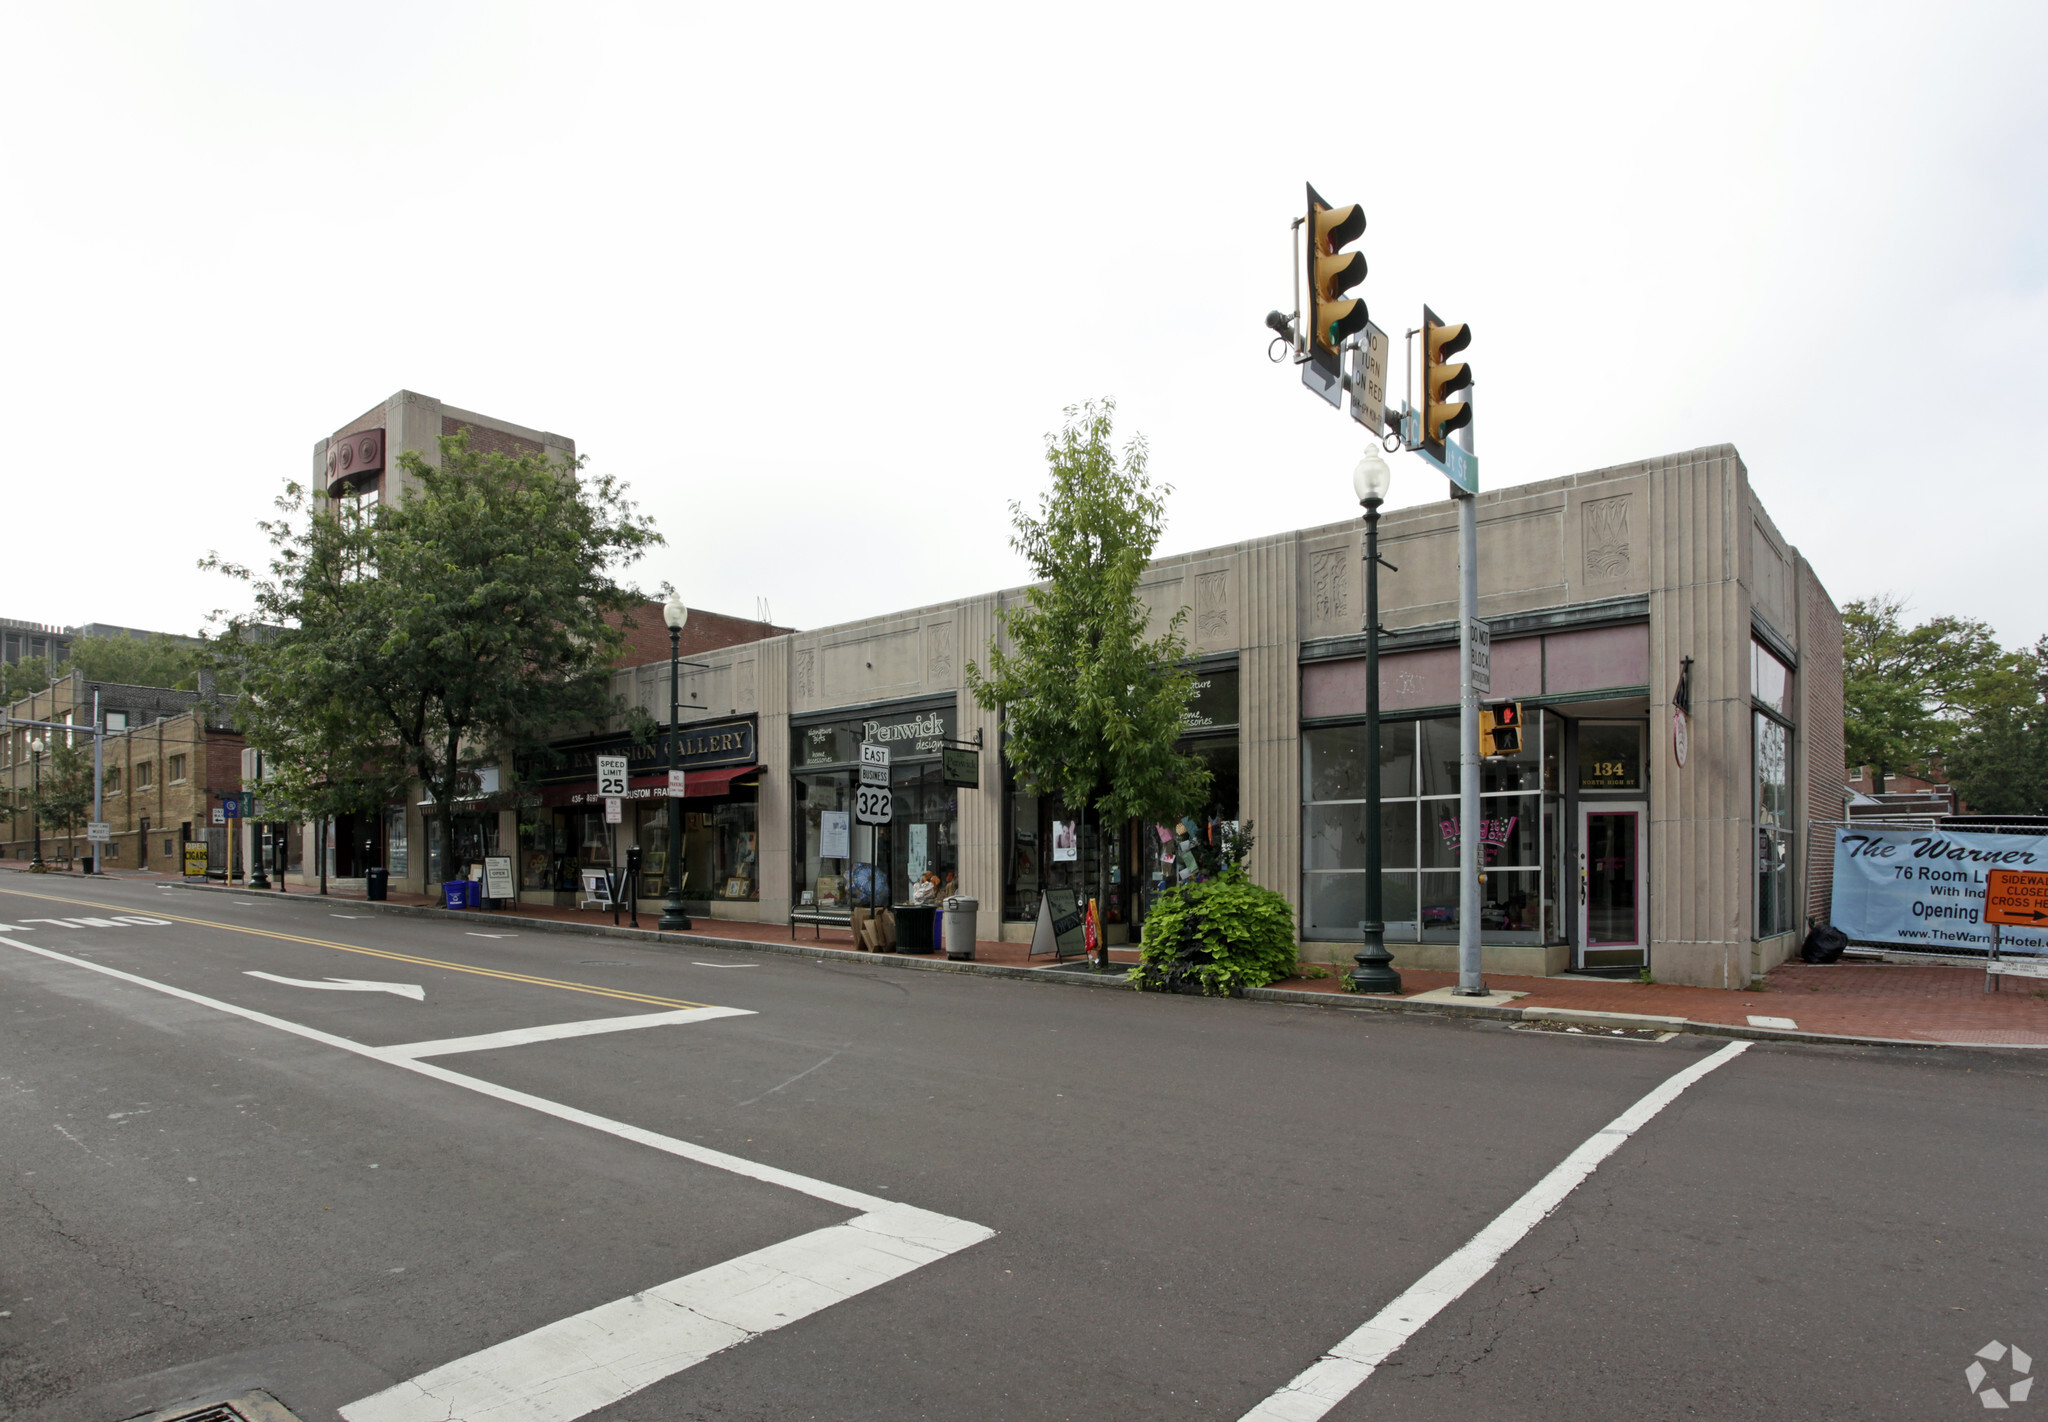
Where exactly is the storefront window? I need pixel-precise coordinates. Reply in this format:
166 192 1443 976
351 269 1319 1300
386 807 408 877
1578 723 1644 791
640 794 760 902
1756 711 1794 938
1303 711 1565 944
795 702 957 912
795 770 853 908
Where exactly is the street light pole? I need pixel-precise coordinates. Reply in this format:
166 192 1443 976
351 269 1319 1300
28 737 44 873
659 595 692 932
1349 450 1402 994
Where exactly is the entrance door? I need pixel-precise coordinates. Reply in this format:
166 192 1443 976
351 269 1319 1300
1578 803 1646 969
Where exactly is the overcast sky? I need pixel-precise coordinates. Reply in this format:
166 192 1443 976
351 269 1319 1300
3 2 2044 652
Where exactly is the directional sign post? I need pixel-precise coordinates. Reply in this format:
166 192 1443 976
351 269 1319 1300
1982 869 2048 992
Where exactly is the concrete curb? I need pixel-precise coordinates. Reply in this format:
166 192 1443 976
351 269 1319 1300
164 881 1985 1053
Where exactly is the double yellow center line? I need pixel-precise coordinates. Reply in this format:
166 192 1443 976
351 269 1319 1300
0 886 712 1011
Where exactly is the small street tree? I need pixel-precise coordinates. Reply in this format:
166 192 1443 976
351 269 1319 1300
30 741 93 868
210 430 661 885
1845 595 2039 792
965 400 1210 969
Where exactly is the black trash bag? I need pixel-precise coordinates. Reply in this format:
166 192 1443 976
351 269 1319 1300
1801 923 1849 964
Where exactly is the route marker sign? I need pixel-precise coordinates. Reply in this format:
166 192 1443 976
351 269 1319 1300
859 741 890 787
855 784 891 825
595 754 629 797
1985 869 2048 927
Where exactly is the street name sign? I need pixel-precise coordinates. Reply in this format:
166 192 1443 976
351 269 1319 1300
1444 438 1478 495
595 755 629 797
1466 619 1492 696
1985 869 2048 927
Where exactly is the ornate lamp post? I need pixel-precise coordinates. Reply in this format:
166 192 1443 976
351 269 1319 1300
1349 449 1403 994
658 595 692 932
27 736 46 873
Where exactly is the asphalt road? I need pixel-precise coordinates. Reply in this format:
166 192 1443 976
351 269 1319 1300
1 874 2042 1422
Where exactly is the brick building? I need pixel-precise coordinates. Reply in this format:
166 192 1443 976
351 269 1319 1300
2 673 245 871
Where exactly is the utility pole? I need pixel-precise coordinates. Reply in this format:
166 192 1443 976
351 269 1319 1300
91 690 104 875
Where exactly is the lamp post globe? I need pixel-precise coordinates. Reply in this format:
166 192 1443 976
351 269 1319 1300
27 737 45 872
1348 455 1402 994
659 592 692 931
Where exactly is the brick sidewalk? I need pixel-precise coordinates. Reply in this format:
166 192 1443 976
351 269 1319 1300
9 866 2042 1046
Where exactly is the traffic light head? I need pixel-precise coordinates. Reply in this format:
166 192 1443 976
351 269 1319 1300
1306 184 1368 367
1480 700 1524 757
1421 304 1473 463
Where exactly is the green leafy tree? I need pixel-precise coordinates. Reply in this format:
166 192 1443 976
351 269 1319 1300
1946 638 2048 815
68 634 208 690
210 430 662 884
30 741 94 866
965 400 1211 967
1843 595 2034 787
1 658 55 704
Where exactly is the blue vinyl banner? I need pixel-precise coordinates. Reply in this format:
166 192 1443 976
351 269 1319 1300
1832 827 2048 954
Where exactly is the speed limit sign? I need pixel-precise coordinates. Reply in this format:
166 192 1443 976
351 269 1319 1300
855 784 891 825
595 754 629 797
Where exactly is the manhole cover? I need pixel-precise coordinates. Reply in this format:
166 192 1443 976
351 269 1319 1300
129 1390 305 1422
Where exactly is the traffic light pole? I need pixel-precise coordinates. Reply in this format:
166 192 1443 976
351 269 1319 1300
1453 418 1487 997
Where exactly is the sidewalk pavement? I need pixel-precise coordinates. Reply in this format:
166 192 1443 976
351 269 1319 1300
10 865 2045 1048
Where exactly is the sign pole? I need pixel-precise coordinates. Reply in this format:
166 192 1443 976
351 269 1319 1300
1455 471 1485 997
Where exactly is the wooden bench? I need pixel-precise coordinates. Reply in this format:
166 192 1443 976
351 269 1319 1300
790 908 854 940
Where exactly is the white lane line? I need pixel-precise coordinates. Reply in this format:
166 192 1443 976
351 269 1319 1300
340 1204 990 1422
0 933 993 1421
245 971 426 1000
1238 1041 1750 1422
378 1005 755 1060
692 961 760 969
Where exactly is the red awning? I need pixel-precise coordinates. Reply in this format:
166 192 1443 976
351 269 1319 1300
537 764 761 809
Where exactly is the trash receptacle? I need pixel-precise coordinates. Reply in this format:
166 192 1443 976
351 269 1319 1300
443 881 468 910
366 867 389 902
941 896 978 960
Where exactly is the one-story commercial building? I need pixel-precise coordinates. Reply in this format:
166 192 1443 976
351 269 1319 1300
512 444 1841 991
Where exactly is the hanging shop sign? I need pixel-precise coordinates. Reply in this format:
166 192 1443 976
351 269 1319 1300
942 745 980 788
1832 827 2048 954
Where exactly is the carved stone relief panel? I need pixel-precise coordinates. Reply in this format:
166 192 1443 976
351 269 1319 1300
1583 495 1632 582
736 658 757 712
925 621 956 683
1195 571 1230 640
792 648 817 702
1309 548 1350 624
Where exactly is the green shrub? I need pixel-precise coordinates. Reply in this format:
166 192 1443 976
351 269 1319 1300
1130 867 1298 996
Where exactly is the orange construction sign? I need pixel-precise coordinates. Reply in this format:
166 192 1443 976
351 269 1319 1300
1984 869 2048 928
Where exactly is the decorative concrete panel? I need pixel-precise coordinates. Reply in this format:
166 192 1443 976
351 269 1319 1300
1193 564 1236 652
1544 623 1649 694
821 626 921 700
924 621 956 684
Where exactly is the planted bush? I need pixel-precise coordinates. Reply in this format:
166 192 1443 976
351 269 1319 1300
1130 867 1298 997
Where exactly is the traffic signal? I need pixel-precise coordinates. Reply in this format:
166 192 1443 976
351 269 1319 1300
1421 304 1472 466
1480 700 1524 757
1305 184 1367 385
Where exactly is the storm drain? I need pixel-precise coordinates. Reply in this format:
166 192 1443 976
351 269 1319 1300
127 1389 305 1422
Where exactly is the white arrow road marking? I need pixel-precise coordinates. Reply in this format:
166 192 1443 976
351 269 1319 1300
1 935 994 1422
244 971 425 1000
1236 1041 1750 1422
377 1005 754 1060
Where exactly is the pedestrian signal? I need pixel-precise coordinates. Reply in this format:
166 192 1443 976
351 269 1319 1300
1480 701 1524 757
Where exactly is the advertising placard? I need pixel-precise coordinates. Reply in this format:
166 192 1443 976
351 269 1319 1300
183 841 209 877
483 855 516 901
820 810 850 860
1832 827 2048 954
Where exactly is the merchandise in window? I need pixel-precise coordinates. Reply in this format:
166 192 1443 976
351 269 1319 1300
1755 711 1794 938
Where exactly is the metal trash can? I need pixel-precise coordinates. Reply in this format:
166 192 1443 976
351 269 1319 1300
941 896 978 961
365 867 389 902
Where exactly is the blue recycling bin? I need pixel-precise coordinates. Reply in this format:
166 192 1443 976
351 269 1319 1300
444 881 467 910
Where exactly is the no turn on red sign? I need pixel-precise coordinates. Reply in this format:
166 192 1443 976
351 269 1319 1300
1984 869 2048 927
